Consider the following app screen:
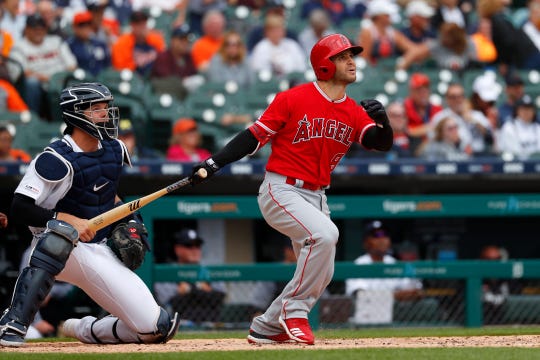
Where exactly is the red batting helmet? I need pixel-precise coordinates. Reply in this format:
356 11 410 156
310 34 363 81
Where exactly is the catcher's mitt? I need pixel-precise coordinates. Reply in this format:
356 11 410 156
107 222 148 270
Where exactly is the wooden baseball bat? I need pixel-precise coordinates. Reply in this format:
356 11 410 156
87 168 207 232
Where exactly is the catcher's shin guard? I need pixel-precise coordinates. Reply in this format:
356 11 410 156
0 220 77 347
0 267 55 346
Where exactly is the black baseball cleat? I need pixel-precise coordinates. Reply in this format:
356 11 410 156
162 312 179 343
0 319 27 347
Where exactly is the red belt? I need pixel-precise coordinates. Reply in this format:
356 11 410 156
285 176 325 191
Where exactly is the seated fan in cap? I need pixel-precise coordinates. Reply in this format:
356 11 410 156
357 0 416 65
166 118 211 162
153 229 227 325
10 14 77 118
498 94 540 160
345 220 423 325
111 10 166 76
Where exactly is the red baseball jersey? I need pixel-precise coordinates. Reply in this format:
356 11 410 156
249 82 376 187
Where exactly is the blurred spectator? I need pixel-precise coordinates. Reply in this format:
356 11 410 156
112 10 166 76
470 71 502 129
431 0 469 31
386 101 414 158
86 0 121 46
418 116 471 161
67 11 111 76
250 13 307 78
345 220 423 325
36 0 66 39
470 17 497 66
480 245 510 325
357 0 416 65
0 0 27 41
403 73 442 154
0 125 31 162
498 72 526 125
0 29 14 58
153 229 226 325
477 0 539 74
186 0 227 37
0 78 29 112
105 0 131 26
190 10 226 73
520 0 540 68
300 0 349 27
9 14 77 117
246 6 298 52
166 117 211 162
431 83 494 156
150 25 199 101
131 0 188 29
401 0 436 44
397 22 477 72
298 8 336 57
207 30 254 88
117 118 162 161
498 94 540 160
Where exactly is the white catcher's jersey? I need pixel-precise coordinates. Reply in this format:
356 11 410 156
16 135 164 342
15 136 81 238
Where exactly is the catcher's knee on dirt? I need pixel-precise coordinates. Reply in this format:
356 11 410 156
138 308 179 344
1 220 78 330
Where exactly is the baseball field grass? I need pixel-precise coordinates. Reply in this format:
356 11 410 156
2 326 540 359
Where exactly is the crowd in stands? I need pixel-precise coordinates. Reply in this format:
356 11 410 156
0 0 539 161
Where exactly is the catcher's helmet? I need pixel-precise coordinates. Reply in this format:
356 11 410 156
310 34 363 81
60 82 119 140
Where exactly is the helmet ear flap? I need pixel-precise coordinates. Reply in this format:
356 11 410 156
316 59 335 81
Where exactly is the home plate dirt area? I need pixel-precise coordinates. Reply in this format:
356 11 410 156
2 335 540 353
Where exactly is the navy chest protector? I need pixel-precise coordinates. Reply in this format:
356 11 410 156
50 139 124 242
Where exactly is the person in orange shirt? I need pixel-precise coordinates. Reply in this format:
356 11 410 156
0 125 31 162
0 30 13 57
111 10 166 76
471 17 497 64
0 79 29 112
190 10 226 72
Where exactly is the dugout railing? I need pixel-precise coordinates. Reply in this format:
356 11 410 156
141 260 540 329
133 194 540 329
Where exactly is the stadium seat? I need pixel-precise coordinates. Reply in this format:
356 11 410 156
12 118 63 156
144 93 185 153
96 68 151 102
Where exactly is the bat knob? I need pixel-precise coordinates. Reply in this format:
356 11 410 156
198 168 208 178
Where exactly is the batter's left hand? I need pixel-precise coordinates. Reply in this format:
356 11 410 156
361 99 389 126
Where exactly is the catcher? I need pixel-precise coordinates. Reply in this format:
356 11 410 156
0 82 178 347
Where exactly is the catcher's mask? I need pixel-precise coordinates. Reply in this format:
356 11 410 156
60 82 120 140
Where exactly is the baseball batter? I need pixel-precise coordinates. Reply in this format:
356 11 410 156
0 83 178 347
191 34 393 344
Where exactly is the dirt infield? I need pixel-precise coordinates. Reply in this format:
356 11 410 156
2 335 540 353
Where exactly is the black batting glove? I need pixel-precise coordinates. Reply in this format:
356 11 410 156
191 158 219 185
360 99 389 127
